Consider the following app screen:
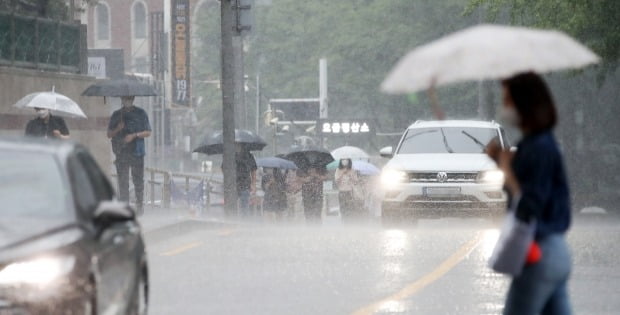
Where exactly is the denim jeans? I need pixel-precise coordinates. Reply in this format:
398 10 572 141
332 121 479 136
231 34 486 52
238 189 251 216
504 234 572 315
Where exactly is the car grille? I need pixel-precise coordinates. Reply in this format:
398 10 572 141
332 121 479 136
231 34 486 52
407 172 478 183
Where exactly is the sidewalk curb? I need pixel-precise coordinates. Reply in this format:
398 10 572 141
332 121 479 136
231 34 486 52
142 216 242 243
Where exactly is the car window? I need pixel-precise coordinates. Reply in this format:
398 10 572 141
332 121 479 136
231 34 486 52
398 127 500 154
67 154 98 213
0 151 69 218
77 151 115 201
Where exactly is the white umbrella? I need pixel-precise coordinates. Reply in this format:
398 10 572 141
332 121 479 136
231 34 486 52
13 87 87 119
381 24 600 94
331 146 369 161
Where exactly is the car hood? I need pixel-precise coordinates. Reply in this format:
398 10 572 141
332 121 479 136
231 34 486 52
0 218 84 260
384 153 498 172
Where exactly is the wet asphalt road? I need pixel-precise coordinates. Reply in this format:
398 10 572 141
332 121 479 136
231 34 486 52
145 213 620 315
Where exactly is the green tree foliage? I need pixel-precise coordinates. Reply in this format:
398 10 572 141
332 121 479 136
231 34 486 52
194 0 486 147
193 1 223 131
467 0 620 72
249 0 485 133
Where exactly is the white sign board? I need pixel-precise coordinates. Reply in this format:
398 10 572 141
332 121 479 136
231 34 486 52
87 57 107 79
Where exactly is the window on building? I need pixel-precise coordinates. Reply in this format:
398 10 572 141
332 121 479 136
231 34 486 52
134 56 149 74
134 2 147 39
96 3 110 41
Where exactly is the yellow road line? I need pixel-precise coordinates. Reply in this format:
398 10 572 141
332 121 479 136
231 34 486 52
215 228 236 236
160 241 203 256
352 233 483 315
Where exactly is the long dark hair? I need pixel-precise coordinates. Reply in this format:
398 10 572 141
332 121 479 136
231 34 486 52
502 72 557 133
338 158 352 170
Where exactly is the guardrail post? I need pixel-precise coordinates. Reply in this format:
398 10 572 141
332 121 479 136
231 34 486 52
150 169 155 207
205 179 211 212
163 171 171 208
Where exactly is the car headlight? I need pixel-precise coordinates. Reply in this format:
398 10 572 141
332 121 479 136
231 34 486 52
381 169 407 189
478 170 505 184
0 255 76 286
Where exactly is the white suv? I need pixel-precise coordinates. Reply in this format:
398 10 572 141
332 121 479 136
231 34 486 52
379 120 508 224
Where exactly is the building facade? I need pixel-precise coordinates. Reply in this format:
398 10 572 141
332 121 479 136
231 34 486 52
85 0 164 74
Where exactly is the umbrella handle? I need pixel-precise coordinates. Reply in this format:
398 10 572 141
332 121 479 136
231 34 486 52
427 79 445 120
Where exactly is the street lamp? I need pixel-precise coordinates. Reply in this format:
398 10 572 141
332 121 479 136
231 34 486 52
263 109 285 155
243 74 260 134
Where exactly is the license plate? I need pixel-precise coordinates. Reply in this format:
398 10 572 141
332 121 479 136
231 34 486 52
424 187 461 196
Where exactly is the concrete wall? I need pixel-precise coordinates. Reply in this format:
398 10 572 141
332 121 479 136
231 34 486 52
0 66 113 174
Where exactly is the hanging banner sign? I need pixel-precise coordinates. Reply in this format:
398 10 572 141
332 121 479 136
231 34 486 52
171 0 191 106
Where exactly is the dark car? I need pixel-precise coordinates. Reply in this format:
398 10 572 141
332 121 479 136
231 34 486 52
0 137 148 314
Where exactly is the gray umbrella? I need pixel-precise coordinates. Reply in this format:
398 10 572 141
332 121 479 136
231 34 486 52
257 157 298 170
193 129 267 155
284 145 334 170
81 78 158 97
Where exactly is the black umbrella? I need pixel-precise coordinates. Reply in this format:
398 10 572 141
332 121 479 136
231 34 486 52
81 78 158 97
256 157 298 170
284 145 334 170
193 129 267 155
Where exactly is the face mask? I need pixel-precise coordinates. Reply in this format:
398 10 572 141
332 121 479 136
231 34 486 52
341 160 349 166
499 106 519 127
121 98 134 108
36 109 49 118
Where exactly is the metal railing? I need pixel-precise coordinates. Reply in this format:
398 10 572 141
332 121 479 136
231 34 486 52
111 168 223 210
0 12 86 73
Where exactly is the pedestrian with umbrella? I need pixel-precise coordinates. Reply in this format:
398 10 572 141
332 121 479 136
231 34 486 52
382 23 600 315
82 76 157 215
15 87 87 139
24 107 70 140
261 167 288 221
334 158 359 222
257 157 297 221
194 129 266 217
285 145 334 224
489 72 573 315
106 96 151 215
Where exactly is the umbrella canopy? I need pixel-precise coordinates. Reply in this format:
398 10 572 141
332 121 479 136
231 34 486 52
256 157 298 170
331 146 369 161
13 89 87 119
381 24 600 94
193 129 267 155
284 145 334 170
326 159 380 176
81 78 158 97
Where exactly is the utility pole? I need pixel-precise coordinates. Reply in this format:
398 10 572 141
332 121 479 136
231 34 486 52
319 58 328 147
233 36 246 128
221 0 238 216
221 0 252 216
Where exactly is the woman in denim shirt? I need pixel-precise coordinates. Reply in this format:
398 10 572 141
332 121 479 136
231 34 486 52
488 72 572 315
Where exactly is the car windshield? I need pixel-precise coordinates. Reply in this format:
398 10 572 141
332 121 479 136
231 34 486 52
398 127 499 154
0 151 69 219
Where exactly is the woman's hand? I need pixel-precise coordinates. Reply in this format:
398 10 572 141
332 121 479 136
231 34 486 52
498 150 520 196
486 139 520 195
485 138 502 163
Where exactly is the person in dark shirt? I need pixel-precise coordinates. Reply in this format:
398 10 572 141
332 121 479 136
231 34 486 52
24 107 70 139
235 146 257 216
487 72 572 315
107 96 151 215
261 168 288 219
299 166 328 224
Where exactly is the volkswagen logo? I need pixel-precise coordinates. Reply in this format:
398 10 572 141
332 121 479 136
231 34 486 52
437 172 448 183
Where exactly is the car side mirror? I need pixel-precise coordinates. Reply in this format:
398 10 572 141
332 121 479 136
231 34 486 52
94 200 135 224
379 146 393 158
